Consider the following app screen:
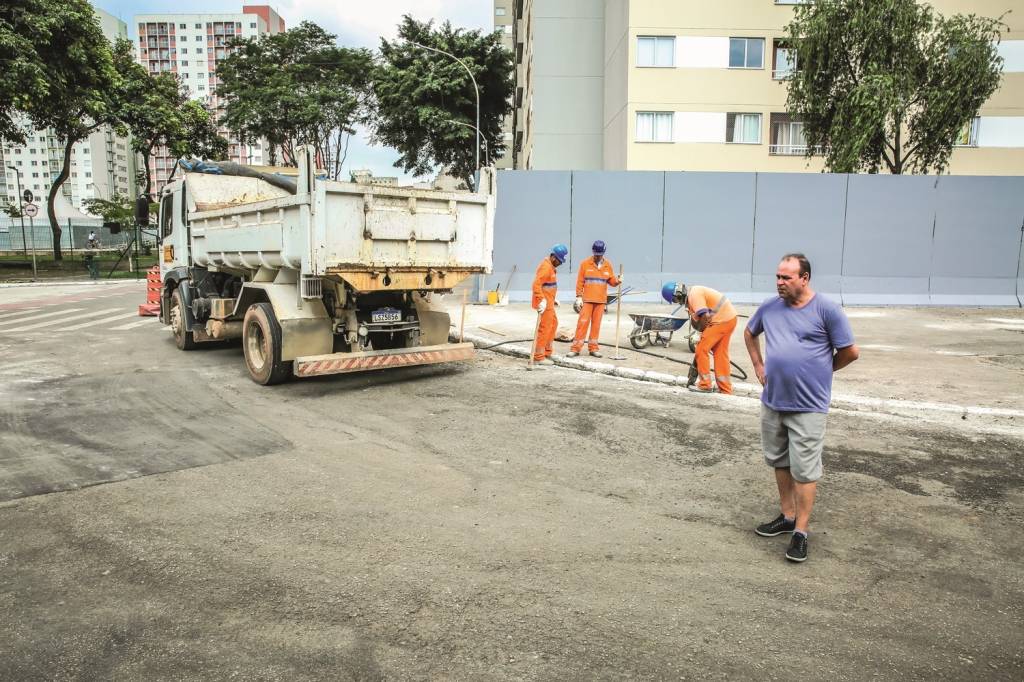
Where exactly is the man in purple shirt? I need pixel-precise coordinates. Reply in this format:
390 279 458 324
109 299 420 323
744 253 859 563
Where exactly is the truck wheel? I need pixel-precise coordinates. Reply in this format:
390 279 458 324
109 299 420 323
243 302 292 385
170 287 197 351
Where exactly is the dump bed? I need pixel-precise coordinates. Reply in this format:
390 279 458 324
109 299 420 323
183 166 495 292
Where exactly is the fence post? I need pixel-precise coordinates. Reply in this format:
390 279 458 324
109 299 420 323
68 219 74 262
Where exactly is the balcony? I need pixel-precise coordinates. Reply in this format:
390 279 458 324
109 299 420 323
772 68 796 80
769 144 808 156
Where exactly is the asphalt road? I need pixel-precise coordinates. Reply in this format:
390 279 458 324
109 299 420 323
1 283 1022 680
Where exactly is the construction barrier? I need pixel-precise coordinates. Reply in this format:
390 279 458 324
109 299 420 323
138 266 161 316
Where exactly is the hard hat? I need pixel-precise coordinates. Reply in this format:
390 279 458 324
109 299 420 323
591 240 606 255
551 243 568 264
662 281 687 304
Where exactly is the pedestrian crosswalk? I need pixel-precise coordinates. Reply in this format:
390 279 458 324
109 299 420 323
0 304 161 335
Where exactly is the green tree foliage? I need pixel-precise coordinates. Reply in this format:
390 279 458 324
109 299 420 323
373 16 513 189
114 44 227 197
81 193 134 228
216 21 374 178
1 0 119 259
0 1 50 144
785 0 1006 174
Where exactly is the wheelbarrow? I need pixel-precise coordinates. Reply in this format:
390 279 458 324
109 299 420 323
628 312 689 349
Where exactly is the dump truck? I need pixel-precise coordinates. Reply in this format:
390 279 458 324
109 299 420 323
157 148 494 384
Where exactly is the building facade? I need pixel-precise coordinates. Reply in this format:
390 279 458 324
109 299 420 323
133 5 286 191
1 7 136 215
498 0 1024 174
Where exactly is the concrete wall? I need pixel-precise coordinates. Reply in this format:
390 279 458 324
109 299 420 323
492 170 1024 307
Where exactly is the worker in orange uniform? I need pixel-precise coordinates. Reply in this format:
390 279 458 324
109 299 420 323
569 240 621 358
532 243 568 365
662 281 738 394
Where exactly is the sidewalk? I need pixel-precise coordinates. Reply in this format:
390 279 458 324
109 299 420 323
447 299 1024 431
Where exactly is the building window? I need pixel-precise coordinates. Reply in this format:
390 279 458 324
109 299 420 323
769 113 807 154
726 113 762 143
181 61 188 66
496 7 506 16
250 22 257 28
954 118 980 147
729 37 764 69
503 25 512 35
636 112 674 142
637 36 675 68
198 84 205 90
179 23 186 29
772 41 797 79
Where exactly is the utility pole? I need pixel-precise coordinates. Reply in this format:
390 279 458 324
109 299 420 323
6 165 28 259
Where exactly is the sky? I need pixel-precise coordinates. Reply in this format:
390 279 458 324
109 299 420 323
93 0 494 182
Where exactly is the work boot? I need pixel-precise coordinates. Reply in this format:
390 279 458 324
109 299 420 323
688 384 715 393
755 514 795 537
567 351 580 357
785 533 808 563
589 350 602 358
536 358 554 366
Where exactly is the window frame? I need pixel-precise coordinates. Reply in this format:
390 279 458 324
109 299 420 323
729 37 765 69
726 112 763 144
954 117 980 147
637 35 676 68
636 111 674 143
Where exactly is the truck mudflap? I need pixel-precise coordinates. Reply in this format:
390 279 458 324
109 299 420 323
293 342 475 378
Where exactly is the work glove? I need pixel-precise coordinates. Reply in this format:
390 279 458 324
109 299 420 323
553 298 559 306
574 296 583 313
537 299 547 314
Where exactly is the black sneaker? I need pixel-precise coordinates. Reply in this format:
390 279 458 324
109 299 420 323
755 514 796 537
785 533 808 562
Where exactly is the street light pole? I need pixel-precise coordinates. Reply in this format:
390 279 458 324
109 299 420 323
444 119 489 166
406 40 481 172
6 165 28 259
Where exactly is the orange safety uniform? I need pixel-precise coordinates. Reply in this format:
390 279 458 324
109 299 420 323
687 285 738 394
532 257 559 361
571 256 620 353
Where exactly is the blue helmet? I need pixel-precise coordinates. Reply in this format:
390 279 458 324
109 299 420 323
551 243 568 264
662 281 687 304
592 240 606 255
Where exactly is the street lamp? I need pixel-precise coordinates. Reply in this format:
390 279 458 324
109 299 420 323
405 39 481 172
444 119 489 166
6 165 29 260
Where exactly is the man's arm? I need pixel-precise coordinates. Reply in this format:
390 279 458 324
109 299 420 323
744 328 766 386
833 344 859 372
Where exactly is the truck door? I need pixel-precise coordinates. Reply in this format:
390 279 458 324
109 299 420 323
158 187 188 278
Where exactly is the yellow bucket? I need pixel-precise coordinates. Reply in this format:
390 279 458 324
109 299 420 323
487 290 500 305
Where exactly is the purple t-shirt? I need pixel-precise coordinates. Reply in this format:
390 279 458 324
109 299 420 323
746 294 855 413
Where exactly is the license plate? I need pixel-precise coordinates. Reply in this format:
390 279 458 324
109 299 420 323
371 308 402 323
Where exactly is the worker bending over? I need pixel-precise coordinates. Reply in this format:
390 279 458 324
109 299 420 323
570 240 621 358
532 243 568 365
662 281 738 394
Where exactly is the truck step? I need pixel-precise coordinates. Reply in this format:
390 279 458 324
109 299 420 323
293 342 475 378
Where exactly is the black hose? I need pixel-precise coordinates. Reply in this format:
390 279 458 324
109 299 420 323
466 336 748 381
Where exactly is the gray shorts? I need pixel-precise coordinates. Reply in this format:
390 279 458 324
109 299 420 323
760 404 828 483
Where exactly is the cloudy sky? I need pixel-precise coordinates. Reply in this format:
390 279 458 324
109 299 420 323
93 1 495 182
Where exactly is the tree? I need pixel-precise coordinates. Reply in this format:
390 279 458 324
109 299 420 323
373 16 513 189
216 21 374 179
115 46 227 197
0 1 50 144
784 0 1006 174
2 0 121 259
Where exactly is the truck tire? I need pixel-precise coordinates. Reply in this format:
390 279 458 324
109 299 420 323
170 287 197 351
242 302 292 385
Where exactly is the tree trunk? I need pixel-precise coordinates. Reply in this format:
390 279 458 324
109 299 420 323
142 146 154 198
46 137 76 261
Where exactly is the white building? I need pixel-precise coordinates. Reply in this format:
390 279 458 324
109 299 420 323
1 7 136 215
133 5 286 192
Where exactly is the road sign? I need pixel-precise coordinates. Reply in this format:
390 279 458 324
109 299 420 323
23 203 38 218
22 189 34 204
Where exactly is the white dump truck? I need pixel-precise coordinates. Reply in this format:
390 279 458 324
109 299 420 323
157 149 494 384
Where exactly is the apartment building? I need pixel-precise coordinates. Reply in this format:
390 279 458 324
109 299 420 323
500 0 1024 174
0 7 136 215
133 5 286 191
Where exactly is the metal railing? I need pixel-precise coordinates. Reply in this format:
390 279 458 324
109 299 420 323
769 144 811 156
772 68 796 80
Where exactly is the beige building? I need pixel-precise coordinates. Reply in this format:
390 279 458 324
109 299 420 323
498 0 1024 174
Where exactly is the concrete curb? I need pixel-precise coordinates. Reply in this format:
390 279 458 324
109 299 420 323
0 278 143 289
453 330 1024 429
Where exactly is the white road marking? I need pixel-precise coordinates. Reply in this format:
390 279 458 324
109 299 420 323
860 344 903 351
62 311 140 331
110 317 159 330
845 311 887 318
0 308 85 328
0 307 42 319
4 308 123 332
986 318 1024 325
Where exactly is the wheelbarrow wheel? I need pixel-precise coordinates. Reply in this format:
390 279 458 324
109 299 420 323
629 329 650 349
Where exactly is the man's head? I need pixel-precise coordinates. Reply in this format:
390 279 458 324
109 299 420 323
776 253 811 303
591 240 606 262
549 243 568 268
